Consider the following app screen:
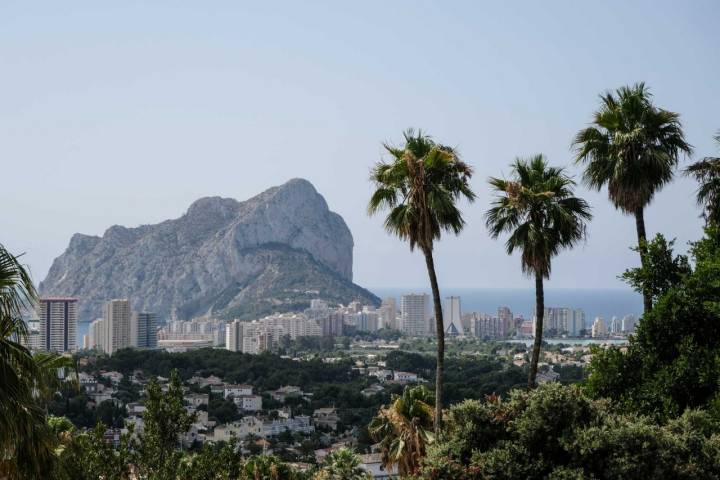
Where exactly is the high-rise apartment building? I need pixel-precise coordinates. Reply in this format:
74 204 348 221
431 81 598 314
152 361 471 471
497 306 513 335
621 314 636 333
379 298 397 330
319 312 344 337
38 297 78 353
539 307 585 336
443 296 463 336
105 299 132 355
356 308 379 332
226 319 243 352
87 318 107 352
132 312 157 349
591 316 608 337
609 316 622 334
573 309 586 335
401 294 430 337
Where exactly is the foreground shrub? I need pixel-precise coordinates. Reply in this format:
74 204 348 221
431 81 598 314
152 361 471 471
420 383 720 479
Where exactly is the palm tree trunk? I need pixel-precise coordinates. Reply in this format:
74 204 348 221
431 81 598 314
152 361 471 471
528 272 544 389
423 249 444 434
634 207 652 314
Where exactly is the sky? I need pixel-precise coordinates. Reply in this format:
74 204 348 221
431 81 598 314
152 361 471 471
1 1 719 291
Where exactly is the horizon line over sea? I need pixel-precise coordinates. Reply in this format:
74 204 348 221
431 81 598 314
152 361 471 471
369 287 643 324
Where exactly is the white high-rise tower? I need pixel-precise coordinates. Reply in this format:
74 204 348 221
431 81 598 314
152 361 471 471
105 299 132 355
401 293 430 337
443 296 463 336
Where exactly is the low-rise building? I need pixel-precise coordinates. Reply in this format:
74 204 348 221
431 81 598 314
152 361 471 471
359 453 397 479
223 384 254 399
536 368 560 384
313 407 339 431
263 415 314 437
392 371 418 383
99 371 124 385
185 393 209 408
233 394 263 412
270 385 303 402
188 375 224 388
212 417 264 442
78 372 98 393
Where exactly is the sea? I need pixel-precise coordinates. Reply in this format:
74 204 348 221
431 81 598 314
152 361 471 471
75 288 642 345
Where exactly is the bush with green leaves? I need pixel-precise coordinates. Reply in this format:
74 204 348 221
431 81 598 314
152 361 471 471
587 228 720 419
419 383 720 480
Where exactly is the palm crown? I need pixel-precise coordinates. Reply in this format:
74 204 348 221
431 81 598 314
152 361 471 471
685 131 720 224
573 82 692 213
368 385 435 476
485 155 592 278
368 129 475 252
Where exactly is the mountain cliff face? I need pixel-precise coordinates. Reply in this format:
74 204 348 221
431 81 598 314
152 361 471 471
39 179 379 321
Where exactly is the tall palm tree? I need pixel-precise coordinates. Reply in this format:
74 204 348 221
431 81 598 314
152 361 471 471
685 131 720 225
368 129 475 432
313 448 370 480
573 82 692 313
486 155 591 388
368 385 434 477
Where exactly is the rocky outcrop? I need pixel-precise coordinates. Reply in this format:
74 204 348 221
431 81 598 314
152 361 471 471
39 179 379 321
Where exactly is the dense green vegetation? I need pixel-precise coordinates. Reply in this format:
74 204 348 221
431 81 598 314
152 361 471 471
84 348 356 391
587 227 720 420
421 383 720 479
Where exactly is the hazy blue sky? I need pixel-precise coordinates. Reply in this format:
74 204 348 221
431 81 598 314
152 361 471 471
1 1 718 291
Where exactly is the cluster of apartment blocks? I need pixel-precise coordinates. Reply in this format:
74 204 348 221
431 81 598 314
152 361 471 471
395 295 637 339
590 314 637 338
225 299 395 354
21 298 158 354
85 299 158 353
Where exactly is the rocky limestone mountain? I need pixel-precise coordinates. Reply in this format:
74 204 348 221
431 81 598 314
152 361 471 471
39 178 379 321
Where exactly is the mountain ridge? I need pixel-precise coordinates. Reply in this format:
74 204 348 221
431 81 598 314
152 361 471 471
39 178 379 321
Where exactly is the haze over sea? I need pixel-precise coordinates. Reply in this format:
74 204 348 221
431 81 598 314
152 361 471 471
371 288 643 324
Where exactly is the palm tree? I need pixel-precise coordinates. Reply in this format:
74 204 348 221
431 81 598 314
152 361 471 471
368 385 435 476
313 448 370 480
368 129 475 432
685 131 720 225
573 82 692 313
486 155 591 388
0 243 74 479
0 243 44 477
241 455 300 480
